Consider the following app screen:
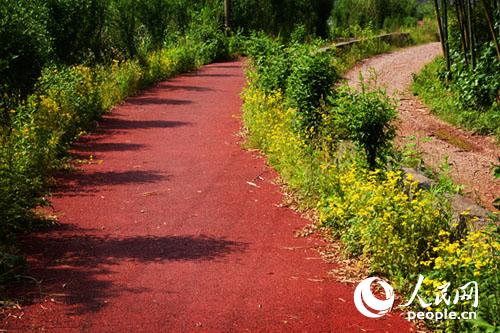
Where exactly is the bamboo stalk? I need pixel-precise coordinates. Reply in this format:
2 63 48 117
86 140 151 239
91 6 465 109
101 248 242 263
480 0 500 60
455 0 469 66
443 0 451 72
466 0 476 68
434 0 447 59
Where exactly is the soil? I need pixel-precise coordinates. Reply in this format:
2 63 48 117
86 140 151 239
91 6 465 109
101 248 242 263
345 42 500 211
2 61 413 332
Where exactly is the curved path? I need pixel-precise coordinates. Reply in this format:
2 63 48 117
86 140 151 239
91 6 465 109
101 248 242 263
346 43 499 210
3 61 412 332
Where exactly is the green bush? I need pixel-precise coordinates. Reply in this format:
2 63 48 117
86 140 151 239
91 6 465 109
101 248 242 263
327 86 396 168
328 0 421 38
449 42 500 110
0 0 52 95
231 0 332 38
245 33 290 92
46 0 108 64
285 45 337 135
185 2 228 64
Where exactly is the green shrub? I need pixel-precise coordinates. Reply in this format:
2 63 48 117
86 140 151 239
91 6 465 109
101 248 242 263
185 3 228 65
328 0 421 36
285 45 337 136
327 86 396 169
449 42 500 110
245 33 290 92
0 0 52 95
46 0 108 64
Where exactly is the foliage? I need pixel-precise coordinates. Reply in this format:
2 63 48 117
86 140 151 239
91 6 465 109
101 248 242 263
318 167 451 280
244 33 290 92
285 45 337 136
420 226 500 332
405 17 440 44
412 57 500 139
0 0 52 96
231 0 333 38
243 42 499 331
448 42 500 110
328 0 424 38
327 86 396 168
184 3 228 64
46 0 107 64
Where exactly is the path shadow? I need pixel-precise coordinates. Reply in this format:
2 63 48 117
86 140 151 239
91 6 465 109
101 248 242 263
53 170 168 197
185 73 237 78
207 64 240 69
6 229 246 316
73 142 145 153
126 98 192 106
156 83 214 92
103 119 190 130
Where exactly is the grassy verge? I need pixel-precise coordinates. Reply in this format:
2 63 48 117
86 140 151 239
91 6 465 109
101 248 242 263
243 35 499 332
412 57 500 140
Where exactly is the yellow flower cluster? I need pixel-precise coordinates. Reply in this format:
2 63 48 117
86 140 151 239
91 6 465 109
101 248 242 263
316 163 450 277
430 229 499 277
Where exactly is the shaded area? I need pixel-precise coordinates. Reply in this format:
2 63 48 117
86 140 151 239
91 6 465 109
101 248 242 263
73 142 146 153
5 231 246 316
185 73 237 78
156 83 214 92
29 233 247 264
126 98 192 106
207 65 241 69
103 119 190 130
53 170 168 197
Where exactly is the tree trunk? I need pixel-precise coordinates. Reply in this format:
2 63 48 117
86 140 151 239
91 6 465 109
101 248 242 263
481 0 500 60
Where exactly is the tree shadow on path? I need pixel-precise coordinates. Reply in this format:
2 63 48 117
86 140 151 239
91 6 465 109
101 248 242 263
6 229 247 316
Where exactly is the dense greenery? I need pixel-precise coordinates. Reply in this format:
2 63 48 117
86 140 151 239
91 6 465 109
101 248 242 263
413 0 500 139
231 0 333 37
328 0 434 38
0 0 235 283
243 34 499 332
413 56 500 139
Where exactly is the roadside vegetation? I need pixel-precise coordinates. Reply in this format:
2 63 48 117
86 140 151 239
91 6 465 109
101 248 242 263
0 0 234 284
412 0 500 140
242 30 498 333
1 0 498 331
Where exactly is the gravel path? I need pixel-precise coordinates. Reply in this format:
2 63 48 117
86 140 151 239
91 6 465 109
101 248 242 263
3 61 413 332
346 43 500 211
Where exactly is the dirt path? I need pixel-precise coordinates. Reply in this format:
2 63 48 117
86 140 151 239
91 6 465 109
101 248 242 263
346 43 500 211
2 61 412 332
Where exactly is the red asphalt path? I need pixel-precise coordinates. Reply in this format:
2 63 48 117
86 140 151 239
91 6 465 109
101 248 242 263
3 61 413 332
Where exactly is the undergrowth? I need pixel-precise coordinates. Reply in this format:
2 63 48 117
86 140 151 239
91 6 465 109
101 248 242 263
242 34 499 332
412 56 500 141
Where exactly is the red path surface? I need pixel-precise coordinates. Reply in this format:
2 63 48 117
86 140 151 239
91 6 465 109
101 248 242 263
4 61 413 332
